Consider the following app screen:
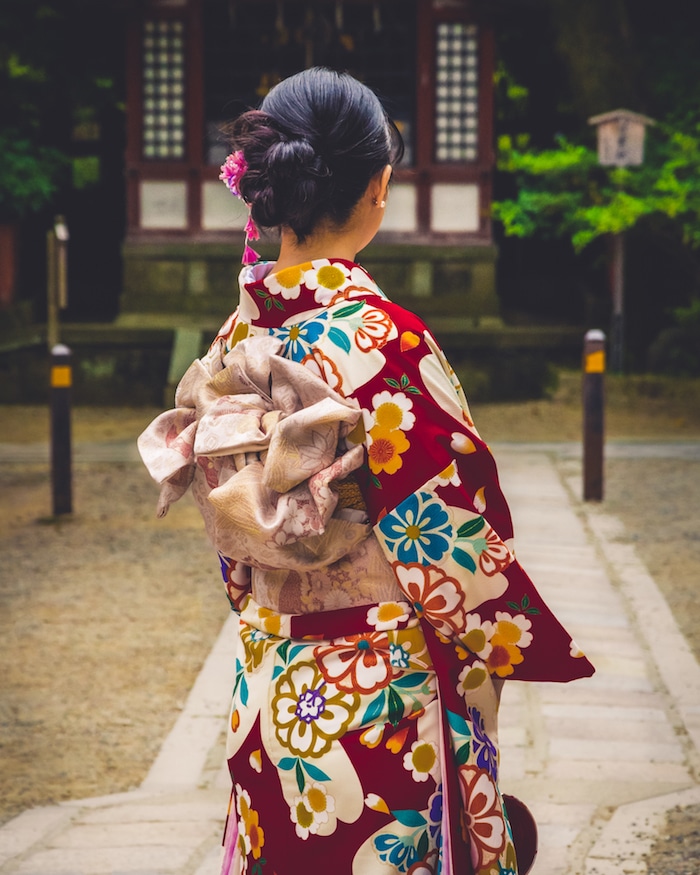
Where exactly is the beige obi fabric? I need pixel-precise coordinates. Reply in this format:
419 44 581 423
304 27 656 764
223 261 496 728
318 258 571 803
138 334 401 612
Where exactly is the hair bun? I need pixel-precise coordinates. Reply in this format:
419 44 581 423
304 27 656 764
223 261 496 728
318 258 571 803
250 135 333 231
226 69 403 242
264 138 330 182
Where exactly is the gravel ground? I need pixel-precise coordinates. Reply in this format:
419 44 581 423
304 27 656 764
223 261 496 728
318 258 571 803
0 458 224 823
1 371 699 870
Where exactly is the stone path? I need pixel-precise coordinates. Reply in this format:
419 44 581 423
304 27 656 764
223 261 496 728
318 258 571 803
495 445 700 875
1 442 699 875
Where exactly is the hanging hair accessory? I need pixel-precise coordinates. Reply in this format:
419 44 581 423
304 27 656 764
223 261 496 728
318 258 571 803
219 150 261 264
242 214 261 265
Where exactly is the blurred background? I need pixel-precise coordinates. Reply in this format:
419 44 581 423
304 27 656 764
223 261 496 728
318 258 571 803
1 0 700 404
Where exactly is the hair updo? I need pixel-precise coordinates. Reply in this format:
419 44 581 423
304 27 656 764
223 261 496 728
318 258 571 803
228 67 404 243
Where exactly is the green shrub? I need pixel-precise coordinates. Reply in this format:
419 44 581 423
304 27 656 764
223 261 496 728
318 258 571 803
648 298 700 376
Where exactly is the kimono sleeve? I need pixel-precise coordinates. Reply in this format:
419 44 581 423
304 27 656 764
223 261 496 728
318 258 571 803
346 299 594 683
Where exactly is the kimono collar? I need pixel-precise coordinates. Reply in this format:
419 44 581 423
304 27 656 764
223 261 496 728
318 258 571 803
238 258 386 326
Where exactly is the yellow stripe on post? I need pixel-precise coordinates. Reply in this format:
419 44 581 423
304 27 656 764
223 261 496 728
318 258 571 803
582 329 606 502
51 365 72 388
585 350 606 374
50 344 73 516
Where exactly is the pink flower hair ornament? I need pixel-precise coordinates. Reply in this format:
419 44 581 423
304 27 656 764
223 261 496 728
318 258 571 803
219 150 261 265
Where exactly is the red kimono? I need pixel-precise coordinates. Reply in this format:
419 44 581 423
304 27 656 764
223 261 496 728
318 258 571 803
139 258 594 875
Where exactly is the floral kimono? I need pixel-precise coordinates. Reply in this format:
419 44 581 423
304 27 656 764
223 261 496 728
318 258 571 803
138 258 594 875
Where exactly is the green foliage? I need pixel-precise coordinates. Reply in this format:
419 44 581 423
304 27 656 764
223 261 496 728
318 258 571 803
647 296 700 376
673 297 700 329
0 0 123 219
490 0 700 370
0 130 66 219
493 61 530 119
493 127 700 252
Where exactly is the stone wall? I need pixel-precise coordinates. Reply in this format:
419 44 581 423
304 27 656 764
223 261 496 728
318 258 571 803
120 240 500 328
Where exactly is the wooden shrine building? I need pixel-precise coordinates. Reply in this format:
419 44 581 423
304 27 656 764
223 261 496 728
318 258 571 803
121 0 499 328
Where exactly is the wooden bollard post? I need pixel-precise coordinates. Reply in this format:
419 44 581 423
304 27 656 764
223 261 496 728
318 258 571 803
50 344 73 516
46 216 69 352
583 329 605 502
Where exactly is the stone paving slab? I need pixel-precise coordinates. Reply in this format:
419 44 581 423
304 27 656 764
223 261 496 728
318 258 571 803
140 612 237 794
0 808 75 869
0 789 228 875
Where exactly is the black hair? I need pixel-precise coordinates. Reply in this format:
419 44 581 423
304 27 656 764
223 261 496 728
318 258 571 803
228 67 404 243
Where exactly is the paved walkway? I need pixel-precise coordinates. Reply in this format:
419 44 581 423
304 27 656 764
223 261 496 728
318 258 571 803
1 441 699 875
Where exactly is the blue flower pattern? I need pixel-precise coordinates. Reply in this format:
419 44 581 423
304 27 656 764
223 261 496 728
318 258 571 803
378 490 453 565
269 312 328 361
375 833 420 872
468 705 499 780
389 642 411 669
428 785 443 841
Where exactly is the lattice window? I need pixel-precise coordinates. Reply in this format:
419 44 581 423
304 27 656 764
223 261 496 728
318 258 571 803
434 21 478 162
142 19 186 160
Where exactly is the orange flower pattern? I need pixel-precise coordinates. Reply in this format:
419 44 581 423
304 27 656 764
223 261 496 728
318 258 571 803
315 632 397 694
355 307 395 352
392 562 466 637
458 765 508 871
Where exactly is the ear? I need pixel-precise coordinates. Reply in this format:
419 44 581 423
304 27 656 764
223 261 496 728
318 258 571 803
368 164 393 205
379 164 393 196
